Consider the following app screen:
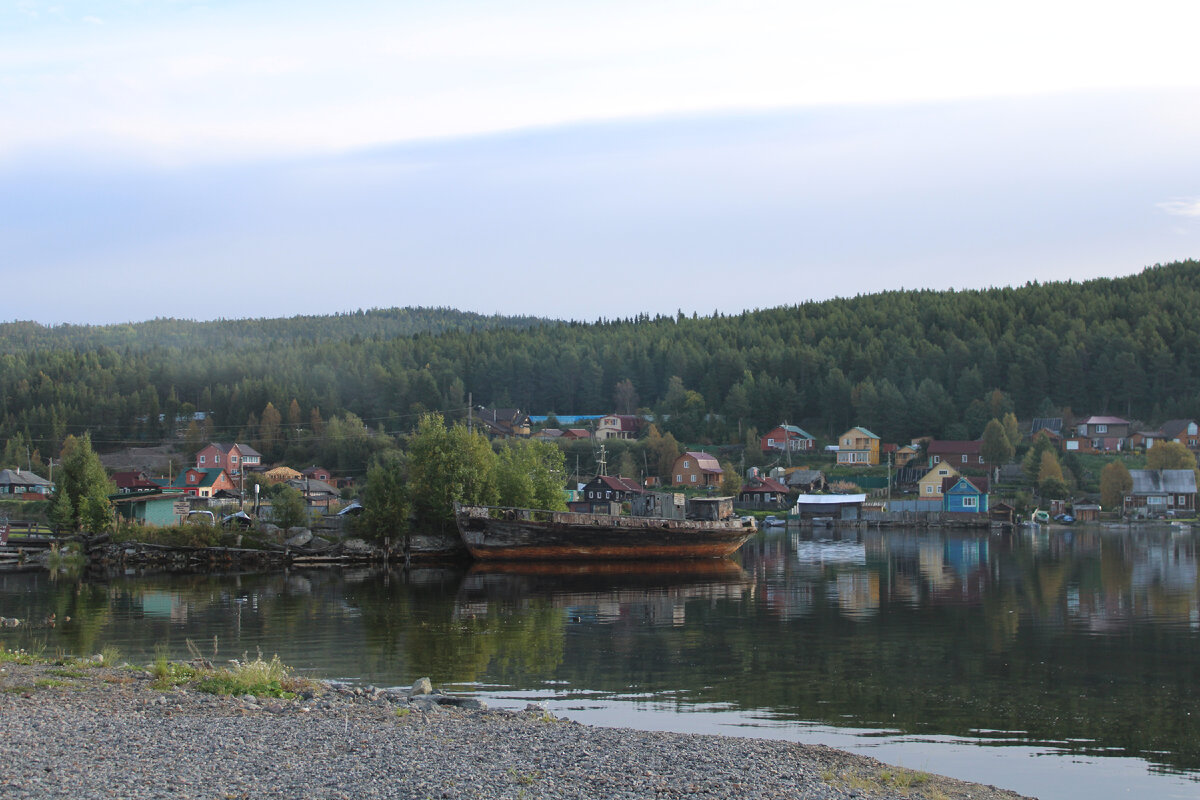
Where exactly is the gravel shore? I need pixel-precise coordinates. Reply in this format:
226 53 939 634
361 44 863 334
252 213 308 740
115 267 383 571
0 661 1032 800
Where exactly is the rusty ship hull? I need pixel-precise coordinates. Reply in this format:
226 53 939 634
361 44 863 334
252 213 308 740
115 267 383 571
453 504 756 561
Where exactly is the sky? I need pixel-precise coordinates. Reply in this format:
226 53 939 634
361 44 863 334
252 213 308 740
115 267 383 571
2 0 1199 325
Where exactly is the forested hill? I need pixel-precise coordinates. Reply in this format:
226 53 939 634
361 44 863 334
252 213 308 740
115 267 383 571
2 260 1198 464
0 307 550 354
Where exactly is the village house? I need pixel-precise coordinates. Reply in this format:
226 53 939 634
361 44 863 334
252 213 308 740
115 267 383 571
1124 469 1197 517
300 465 332 483
1159 419 1200 453
286 477 340 511
835 427 880 466
926 440 985 468
893 444 921 466
1029 418 1064 440
195 443 262 477
110 488 189 527
166 467 236 499
595 414 644 441
784 468 826 493
671 451 723 487
942 475 989 513
111 470 160 494
262 465 303 483
737 475 791 509
918 463 960 499
531 428 563 442
473 407 531 439
559 428 592 441
1067 416 1130 452
0 468 54 499
759 424 815 454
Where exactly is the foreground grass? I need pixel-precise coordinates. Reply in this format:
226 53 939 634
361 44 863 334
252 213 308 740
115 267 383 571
2 643 313 699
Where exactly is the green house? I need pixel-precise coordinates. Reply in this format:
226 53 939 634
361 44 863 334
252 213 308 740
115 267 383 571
111 490 188 527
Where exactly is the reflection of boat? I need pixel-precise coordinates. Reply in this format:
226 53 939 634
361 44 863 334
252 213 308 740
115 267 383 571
453 502 755 561
761 515 786 528
458 560 751 604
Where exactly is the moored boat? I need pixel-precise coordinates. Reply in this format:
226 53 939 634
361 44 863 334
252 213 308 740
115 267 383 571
453 500 755 561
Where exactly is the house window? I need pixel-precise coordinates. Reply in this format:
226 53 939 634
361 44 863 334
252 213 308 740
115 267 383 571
683 461 690 469
690 474 697 483
215 454 220 464
978 456 984 463
1095 424 1107 433
587 491 593 499
1147 496 1166 506
767 438 775 446
1168 495 1175 506
231 456 238 464
925 485 933 494
200 455 206 465
932 455 940 463
961 455 968 463
963 496 977 508
675 474 682 483
605 491 611 499
188 474 197 483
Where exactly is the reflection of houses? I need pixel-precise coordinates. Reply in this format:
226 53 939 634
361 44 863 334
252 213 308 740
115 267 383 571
1124 470 1197 517
0 468 54 499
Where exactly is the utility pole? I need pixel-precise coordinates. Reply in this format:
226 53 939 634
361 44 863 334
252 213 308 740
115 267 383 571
467 392 473 435
887 450 892 505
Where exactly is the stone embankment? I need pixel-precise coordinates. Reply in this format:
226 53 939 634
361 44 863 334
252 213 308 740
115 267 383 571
0 660 1033 800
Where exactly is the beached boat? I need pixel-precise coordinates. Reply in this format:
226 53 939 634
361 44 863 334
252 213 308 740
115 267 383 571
453 499 755 561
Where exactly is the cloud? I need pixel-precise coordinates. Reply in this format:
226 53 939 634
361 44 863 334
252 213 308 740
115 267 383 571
1157 198 1200 217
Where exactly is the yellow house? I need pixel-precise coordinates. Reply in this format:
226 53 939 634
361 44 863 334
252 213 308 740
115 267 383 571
918 463 960 499
836 427 881 466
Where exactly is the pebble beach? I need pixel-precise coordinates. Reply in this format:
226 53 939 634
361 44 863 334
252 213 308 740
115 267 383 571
0 660 1032 800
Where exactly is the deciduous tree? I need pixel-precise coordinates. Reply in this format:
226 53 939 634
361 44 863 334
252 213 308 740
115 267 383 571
1099 460 1133 510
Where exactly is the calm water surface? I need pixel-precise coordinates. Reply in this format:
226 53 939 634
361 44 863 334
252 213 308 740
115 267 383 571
3 524 1199 800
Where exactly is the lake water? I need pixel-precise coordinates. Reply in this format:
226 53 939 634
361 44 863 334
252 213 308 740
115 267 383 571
2 524 1199 800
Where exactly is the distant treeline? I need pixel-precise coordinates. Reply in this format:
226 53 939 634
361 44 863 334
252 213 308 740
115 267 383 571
2 261 1199 471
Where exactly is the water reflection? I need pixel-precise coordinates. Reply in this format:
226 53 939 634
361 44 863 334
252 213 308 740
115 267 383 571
2 525 1200 798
